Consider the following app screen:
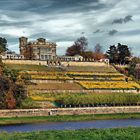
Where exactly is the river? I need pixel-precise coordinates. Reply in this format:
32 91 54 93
0 119 140 132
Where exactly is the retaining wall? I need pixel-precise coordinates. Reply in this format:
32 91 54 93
2 60 47 65
62 61 107 66
30 89 140 93
2 60 107 66
0 106 140 117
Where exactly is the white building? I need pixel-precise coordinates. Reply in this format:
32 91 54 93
58 55 83 61
1 51 24 60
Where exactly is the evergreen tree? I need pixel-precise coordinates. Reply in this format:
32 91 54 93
106 43 131 64
0 37 8 54
106 45 118 64
117 43 131 64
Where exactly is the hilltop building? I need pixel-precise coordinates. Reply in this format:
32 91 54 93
0 51 24 60
19 37 57 60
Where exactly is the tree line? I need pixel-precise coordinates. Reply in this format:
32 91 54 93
66 37 105 61
66 36 131 64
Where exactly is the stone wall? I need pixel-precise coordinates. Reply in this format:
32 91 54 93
30 88 140 93
2 60 48 65
0 106 140 117
2 60 107 67
62 61 108 66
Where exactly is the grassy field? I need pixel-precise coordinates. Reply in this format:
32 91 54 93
6 64 64 72
0 127 139 140
0 113 140 125
65 65 117 72
6 64 116 73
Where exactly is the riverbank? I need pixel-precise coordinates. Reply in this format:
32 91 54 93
0 127 139 140
0 113 140 125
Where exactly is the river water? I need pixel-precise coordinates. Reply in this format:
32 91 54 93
0 119 140 133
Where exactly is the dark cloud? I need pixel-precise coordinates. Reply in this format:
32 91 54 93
112 18 124 24
93 29 100 33
108 29 118 36
124 15 133 23
93 29 105 34
81 32 85 34
0 0 106 14
112 15 133 24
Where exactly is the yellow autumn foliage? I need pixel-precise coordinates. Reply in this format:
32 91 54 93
77 81 140 89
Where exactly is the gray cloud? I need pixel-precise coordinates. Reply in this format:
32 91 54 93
118 29 140 36
0 0 106 15
112 18 123 24
93 29 105 34
112 15 133 24
0 0 140 55
93 29 101 33
124 15 133 23
81 32 85 34
108 29 118 36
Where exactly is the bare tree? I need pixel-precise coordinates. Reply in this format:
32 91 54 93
66 36 88 56
93 43 105 60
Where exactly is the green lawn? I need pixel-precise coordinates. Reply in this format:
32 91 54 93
0 127 139 140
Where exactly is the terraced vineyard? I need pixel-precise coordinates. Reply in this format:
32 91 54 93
77 81 140 90
24 64 140 90
28 83 83 90
11 63 140 108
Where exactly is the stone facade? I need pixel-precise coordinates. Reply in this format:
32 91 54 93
19 37 56 60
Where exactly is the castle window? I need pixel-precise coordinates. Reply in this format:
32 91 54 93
45 55 48 60
41 55 44 60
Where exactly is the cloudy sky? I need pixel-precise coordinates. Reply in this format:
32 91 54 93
0 0 140 56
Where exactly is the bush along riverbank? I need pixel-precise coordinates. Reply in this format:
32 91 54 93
0 113 140 125
0 127 140 140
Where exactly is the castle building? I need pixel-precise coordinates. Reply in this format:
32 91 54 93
19 37 57 60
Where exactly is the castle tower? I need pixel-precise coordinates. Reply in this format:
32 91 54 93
19 37 28 55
